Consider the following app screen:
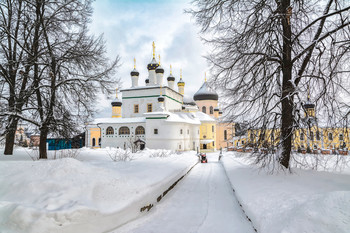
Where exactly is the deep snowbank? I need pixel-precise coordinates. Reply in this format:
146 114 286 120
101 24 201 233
221 152 350 233
0 148 198 233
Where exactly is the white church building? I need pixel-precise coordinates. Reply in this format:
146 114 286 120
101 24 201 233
85 42 232 151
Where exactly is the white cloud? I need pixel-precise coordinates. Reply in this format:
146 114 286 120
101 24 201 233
89 0 209 117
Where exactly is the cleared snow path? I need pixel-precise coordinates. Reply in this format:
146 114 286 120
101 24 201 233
113 153 255 233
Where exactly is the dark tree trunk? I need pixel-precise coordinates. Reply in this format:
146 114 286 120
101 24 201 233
4 117 18 155
39 126 48 159
280 0 293 169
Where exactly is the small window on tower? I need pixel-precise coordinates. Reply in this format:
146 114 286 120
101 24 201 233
180 129 183 134
154 129 158 134
339 134 344 141
134 104 139 113
316 131 321 140
210 106 214 114
212 125 214 132
147 104 152 112
202 106 206 114
328 133 333 141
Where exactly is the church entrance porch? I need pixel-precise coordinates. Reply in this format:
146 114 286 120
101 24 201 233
134 139 145 151
200 139 215 152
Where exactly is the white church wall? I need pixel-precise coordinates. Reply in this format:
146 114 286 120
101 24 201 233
99 123 146 148
163 88 183 111
121 87 183 118
145 119 199 151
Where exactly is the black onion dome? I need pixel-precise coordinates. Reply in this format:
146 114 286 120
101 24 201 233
155 65 164 74
177 78 185 84
167 74 175 81
111 98 122 107
158 95 165 102
193 82 218 101
145 78 149 84
130 68 139 76
303 101 315 109
147 58 159 70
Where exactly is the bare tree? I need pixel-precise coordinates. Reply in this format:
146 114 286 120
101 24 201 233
0 0 120 158
0 0 39 155
189 0 350 169
32 0 119 159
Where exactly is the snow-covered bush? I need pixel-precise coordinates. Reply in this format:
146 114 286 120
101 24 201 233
57 149 80 159
25 148 40 161
149 149 172 158
107 148 133 162
291 152 350 172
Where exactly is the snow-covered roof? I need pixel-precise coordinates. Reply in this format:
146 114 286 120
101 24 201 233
183 95 196 106
89 117 146 125
166 112 201 125
193 111 216 122
193 81 218 101
200 139 214 144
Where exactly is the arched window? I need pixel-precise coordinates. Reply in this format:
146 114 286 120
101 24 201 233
300 133 304 141
92 138 96 147
106 126 114 135
202 106 206 113
316 131 321 140
310 131 314 141
339 134 343 141
98 138 101 146
224 130 227 140
135 126 145 135
328 133 333 141
119 126 130 135
210 106 214 114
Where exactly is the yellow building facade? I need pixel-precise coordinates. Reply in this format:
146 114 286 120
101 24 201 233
193 79 235 151
233 99 349 153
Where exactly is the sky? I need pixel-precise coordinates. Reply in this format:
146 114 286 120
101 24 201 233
89 0 209 117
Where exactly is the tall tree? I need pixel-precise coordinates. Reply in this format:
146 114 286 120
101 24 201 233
31 0 119 159
0 0 39 155
0 0 119 158
189 0 350 169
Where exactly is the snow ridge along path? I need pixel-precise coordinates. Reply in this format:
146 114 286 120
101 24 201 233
114 153 255 233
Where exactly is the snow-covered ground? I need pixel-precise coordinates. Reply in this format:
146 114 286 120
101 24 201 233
1 148 349 233
0 147 198 233
222 152 350 233
114 153 255 233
